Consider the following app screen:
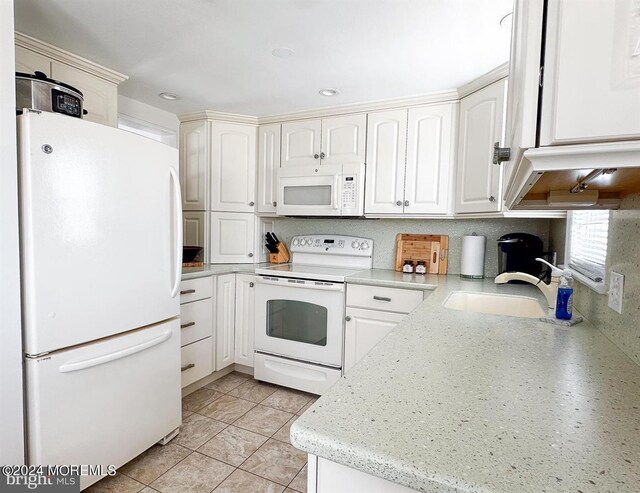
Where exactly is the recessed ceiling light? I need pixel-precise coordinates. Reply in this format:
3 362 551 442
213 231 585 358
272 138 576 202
158 92 179 101
319 88 339 97
271 47 295 59
499 12 512 29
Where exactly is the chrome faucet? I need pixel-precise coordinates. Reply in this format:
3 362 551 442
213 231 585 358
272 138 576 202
494 258 563 310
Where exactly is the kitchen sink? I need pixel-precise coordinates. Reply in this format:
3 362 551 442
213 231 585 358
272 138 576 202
443 291 546 318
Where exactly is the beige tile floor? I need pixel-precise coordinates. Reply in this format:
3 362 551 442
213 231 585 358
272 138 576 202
87 372 317 493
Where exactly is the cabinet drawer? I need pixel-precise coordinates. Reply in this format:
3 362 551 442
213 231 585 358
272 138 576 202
180 298 213 347
180 337 213 388
346 284 423 314
180 277 213 304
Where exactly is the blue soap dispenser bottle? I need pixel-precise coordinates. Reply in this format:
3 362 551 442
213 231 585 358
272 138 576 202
555 269 574 320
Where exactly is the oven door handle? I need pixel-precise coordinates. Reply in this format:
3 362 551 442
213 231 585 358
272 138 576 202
253 276 345 292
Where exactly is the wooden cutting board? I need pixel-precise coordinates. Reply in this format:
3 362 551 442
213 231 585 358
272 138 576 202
394 234 448 274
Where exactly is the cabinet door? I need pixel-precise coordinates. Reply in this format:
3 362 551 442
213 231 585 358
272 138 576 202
183 211 208 262
209 212 256 264
257 124 281 214
364 109 407 214
503 0 544 191
405 103 455 214
180 120 209 211
210 123 257 212
540 0 640 145
344 308 406 373
321 114 367 165
15 46 51 76
281 120 321 167
50 61 118 127
234 274 255 367
455 80 506 213
215 274 236 371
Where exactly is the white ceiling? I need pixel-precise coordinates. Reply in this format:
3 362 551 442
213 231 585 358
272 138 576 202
14 0 512 117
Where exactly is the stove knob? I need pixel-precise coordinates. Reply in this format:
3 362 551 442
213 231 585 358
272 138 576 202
351 240 360 249
292 238 300 247
360 241 370 250
299 238 307 246
306 237 313 246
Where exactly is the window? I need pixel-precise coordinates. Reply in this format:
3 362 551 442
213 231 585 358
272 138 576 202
566 210 610 290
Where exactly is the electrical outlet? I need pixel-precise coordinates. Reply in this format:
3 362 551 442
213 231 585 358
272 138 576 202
608 271 624 314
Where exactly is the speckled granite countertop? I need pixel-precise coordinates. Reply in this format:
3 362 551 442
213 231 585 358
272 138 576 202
291 275 640 493
181 263 269 280
346 268 444 291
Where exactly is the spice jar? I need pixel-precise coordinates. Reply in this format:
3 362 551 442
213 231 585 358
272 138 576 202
402 260 414 273
415 261 427 275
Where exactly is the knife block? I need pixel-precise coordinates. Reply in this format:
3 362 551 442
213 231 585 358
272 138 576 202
269 242 290 264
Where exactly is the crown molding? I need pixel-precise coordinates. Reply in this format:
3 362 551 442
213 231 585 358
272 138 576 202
15 32 128 84
456 62 509 98
178 110 259 125
257 89 460 125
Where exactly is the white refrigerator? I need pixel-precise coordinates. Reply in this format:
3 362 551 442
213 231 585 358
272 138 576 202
18 111 183 489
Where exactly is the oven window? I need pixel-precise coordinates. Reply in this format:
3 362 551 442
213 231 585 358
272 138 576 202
266 300 328 346
283 185 332 205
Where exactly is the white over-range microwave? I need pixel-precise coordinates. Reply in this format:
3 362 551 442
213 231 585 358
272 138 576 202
276 163 365 217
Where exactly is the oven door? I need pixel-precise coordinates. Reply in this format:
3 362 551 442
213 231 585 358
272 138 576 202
254 276 345 367
277 165 341 216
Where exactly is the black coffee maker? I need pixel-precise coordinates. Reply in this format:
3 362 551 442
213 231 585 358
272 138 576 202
497 233 549 282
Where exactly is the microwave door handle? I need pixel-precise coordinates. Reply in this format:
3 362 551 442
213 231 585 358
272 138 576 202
333 175 340 209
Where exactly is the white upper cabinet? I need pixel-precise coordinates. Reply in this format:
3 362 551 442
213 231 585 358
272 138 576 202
182 211 207 262
209 212 256 264
364 109 407 214
539 0 640 145
50 62 119 127
455 80 507 213
180 120 209 211
281 120 321 167
15 45 50 76
281 115 366 167
257 124 281 214
405 104 455 214
321 114 367 165
210 123 257 212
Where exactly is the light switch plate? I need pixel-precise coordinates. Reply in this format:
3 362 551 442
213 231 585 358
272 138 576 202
608 271 624 314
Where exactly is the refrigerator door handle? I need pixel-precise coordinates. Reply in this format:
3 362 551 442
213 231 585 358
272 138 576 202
169 166 183 298
58 329 172 373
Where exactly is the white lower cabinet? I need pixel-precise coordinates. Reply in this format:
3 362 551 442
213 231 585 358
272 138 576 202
344 284 424 372
183 212 207 262
344 308 406 373
234 274 255 367
209 212 256 263
180 277 214 388
215 274 236 371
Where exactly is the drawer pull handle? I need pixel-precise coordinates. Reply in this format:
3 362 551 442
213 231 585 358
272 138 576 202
180 289 196 295
373 296 392 302
180 322 195 329
181 363 195 372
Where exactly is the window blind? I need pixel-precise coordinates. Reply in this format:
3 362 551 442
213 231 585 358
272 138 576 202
568 210 610 282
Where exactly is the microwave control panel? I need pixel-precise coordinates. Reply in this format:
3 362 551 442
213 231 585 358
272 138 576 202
290 235 374 255
342 175 357 209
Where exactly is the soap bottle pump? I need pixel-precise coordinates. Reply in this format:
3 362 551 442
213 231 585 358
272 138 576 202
555 269 574 320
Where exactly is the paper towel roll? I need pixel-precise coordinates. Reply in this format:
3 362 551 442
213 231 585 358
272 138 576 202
460 235 486 279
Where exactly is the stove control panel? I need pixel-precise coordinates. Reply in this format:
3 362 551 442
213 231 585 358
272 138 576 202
290 235 373 255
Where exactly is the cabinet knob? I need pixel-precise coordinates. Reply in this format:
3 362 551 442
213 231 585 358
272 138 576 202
492 142 511 165
249 201 255 206
489 196 496 202
249 282 254 288
396 200 402 206
273 201 277 207
404 200 410 207
320 152 326 159
345 316 351 322
248 253 254 258
314 153 320 159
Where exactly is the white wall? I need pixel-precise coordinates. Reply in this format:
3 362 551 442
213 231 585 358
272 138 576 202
118 95 179 147
0 0 25 464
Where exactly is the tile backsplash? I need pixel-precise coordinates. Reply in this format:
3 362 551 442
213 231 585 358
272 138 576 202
273 217 551 277
560 194 640 366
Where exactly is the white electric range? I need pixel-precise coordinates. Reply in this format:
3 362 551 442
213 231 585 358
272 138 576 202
254 235 373 394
